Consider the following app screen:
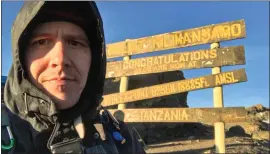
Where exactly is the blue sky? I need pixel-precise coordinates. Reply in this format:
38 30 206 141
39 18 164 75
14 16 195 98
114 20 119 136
1 2 269 108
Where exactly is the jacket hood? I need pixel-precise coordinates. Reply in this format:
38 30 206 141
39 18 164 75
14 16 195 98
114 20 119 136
4 1 107 131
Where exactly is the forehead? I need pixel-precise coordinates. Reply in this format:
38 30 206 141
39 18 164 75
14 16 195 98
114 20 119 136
32 21 87 38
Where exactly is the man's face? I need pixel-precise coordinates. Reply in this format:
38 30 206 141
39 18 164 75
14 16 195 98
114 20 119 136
25 22 91 110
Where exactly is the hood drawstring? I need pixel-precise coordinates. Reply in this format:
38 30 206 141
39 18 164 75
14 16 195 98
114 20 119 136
24 92 28 115
47 121 60 150
23 92 51 129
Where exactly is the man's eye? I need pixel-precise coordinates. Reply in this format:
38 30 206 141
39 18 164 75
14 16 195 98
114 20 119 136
67 40 85 47
68 40 79 46
32 39 50 46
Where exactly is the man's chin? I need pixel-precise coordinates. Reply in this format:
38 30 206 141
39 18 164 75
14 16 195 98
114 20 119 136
50 95 79 110
42 87 82 109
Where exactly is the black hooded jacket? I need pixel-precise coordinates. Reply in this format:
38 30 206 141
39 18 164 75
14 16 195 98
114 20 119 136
2 1 145 154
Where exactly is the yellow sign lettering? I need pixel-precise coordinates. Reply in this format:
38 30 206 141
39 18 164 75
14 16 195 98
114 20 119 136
202 28 211 42
149 110 157 121
107 20 245 59
164 111 170 120
200 77 210 87
225 72 239 83
216 74 227 85
209 49 217 59
215 72 238 85
190 79 195 89
192 30 201 43
102 69 246 107
185 81 190 91
182 109 188 120
211 27 221 39
154 35 163 49
201 50 209 60
184 33 191 44
231 24 242 37
188 61 196 68
193 51 201 61
157 111 163 120
143 111 149 121
221 25 231 38
153 57 159 65
174 33 184 45
164 34 174 48
141 59 146 67
140 109 191 121
183 53 190 61
171 110 178 120
216 75 221 85
179 54 186 62
137 39 144 50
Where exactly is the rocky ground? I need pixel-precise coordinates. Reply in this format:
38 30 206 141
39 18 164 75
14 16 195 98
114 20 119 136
138 104 269 153
145 136 269 154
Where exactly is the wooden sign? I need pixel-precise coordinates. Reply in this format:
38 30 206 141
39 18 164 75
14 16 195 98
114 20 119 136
102 68 247 107
108 107 247 123
106 20 246 58
106 46 245 78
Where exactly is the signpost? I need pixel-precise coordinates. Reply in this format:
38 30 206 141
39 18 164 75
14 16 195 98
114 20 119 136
106 46 245 78
118 55 130 109
211 42 226 153
102 68 247 107
108 107 247 123
106 20 246 59
104 19 248 153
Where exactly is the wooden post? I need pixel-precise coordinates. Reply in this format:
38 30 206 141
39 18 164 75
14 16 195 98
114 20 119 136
118 56 130 109
211 42 226 153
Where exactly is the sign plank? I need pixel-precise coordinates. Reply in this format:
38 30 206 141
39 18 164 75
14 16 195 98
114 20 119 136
102 68 247 107
106 20 246 58
108 107 247 123
106 46 245 78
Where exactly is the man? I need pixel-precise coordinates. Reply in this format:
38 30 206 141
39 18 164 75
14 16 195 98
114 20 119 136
2 1 146 154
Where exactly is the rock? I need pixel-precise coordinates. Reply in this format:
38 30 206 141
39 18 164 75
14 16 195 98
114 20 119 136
229 125 247 136
254 104 266 112
129 71 188 108
104 70 188 108
252 131 270 140
259 111 269 121
226 121 263 136
247 104 268 114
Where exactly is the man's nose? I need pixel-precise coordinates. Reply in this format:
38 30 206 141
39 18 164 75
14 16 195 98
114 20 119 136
49 41 71 68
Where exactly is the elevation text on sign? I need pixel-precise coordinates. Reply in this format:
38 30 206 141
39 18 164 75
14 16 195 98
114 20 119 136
102 68 247 107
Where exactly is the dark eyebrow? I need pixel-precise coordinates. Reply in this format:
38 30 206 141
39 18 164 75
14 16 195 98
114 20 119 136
31 33 89 44
31 33 53 39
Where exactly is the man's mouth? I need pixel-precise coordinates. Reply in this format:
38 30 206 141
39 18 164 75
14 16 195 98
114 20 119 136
44 77 76 85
